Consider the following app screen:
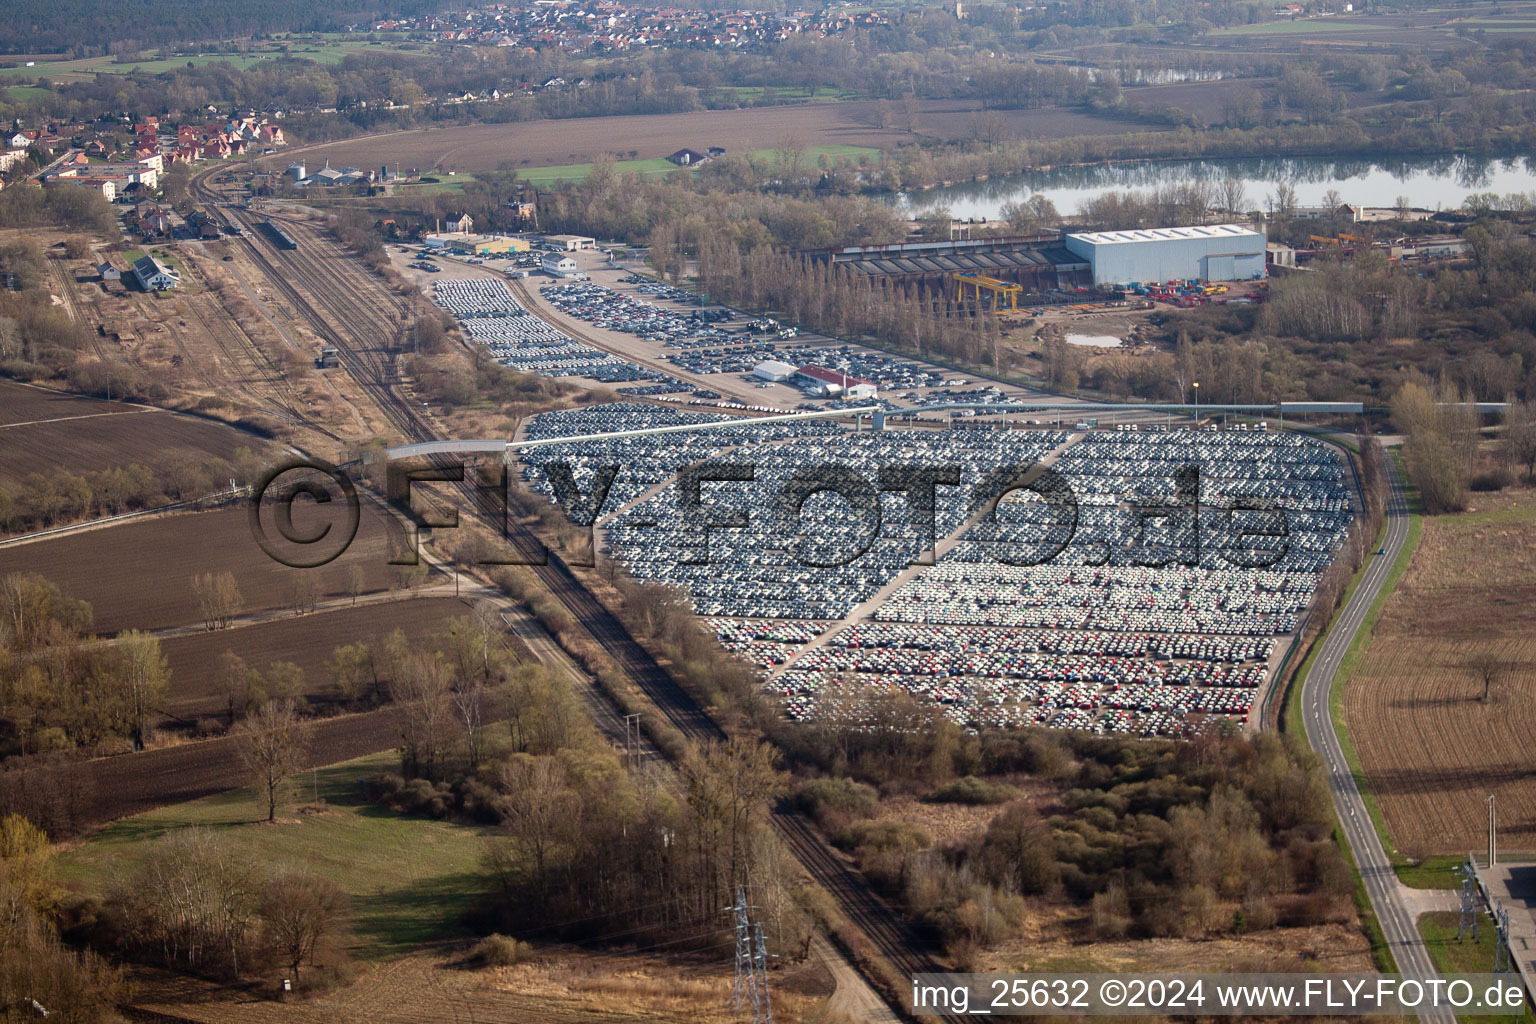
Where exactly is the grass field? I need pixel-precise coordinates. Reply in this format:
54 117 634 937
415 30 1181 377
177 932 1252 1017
514 145 881 185
1417 912 1536 1024
0 40 423 82
282 104 909 175
57 750 495 959
1212 18 1381 35
1344 488 1536 856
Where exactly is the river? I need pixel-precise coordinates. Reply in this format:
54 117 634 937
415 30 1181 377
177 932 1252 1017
895 154 1536 219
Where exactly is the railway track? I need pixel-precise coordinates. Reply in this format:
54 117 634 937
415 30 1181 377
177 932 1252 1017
190 169 956 1023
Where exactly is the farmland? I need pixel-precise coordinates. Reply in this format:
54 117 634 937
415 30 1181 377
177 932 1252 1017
282 100 1154 176
158 596 476 721
0 404 264 479
0 38 425 83
0 504 408 634
0 379 141 426
1344 490 1536 855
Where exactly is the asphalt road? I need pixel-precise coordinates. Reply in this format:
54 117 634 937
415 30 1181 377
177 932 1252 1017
1300 455 1453 1023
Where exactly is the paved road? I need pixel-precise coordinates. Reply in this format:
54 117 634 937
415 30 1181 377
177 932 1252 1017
1300 456 1452 1023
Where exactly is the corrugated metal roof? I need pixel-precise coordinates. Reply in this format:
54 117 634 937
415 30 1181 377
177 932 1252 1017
1067 224 1264 246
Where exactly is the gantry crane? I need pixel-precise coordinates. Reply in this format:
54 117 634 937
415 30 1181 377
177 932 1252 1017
951 272 1024 312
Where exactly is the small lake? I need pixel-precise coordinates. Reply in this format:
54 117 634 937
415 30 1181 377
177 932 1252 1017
895 154 1536 219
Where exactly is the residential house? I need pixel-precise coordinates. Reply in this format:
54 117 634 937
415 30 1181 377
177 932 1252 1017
666 148 708 166
98 260 121 282
135 201 171 235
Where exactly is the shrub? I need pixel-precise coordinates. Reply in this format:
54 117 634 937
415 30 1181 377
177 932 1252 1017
1470 468 1513 491
834 819 930 856
795 777 878 829
471 934 533 966
927 776 1018 805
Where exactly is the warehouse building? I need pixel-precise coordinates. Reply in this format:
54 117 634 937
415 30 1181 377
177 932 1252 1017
1064 224 1266 286
798 234 1094 298
795 365 878 399
752 359 797 382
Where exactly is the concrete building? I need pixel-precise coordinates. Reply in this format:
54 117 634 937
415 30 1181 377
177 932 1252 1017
752 359 797 382
1064 224 1267 286
131 255 179 291
545 234 595 251
541 253 579 276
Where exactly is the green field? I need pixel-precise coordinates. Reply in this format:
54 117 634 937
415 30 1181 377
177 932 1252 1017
515 144 882 185
1212 18 1379 35
2 85 52 102
0 40 424 82
57 751 496 960
1417 912 1536 1024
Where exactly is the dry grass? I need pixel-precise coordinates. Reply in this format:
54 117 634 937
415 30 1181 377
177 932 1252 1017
1345 487 1536 854
980 906 1375 974
126 946 838 1024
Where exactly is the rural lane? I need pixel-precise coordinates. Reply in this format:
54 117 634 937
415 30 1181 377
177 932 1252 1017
1301 455 1453 1023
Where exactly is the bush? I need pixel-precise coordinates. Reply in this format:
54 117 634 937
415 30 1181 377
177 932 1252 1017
471 934 533 966
834 819 930 856
795 777 878 829
927 776 1018 805
1470 468 1513 491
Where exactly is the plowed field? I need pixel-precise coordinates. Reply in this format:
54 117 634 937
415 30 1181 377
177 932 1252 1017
0 504 409 634
1344 492 1536 855
0 379 142 426
0 407 264 479
159 597 472 720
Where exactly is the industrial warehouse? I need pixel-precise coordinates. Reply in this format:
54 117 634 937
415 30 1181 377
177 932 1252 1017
1064 223 1268 285
800 224 1268 297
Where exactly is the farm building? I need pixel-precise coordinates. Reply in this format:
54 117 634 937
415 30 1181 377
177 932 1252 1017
795 365 877 399
1064 224 1267 286
799 235 1094 298
753 359 797 382
131 255 179 291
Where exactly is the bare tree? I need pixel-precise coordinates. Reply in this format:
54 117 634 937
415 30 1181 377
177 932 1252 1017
192 571 242 630
1470 651 1506 703
346 563 366 607
218 650 249 725
236 699 306 823
495 754 577 907
901 92 922 133
1217 175 1248 218
1506 399 1536 482
391 652 454 779
290 573 319 616
259 867 345 983
112 630 169 750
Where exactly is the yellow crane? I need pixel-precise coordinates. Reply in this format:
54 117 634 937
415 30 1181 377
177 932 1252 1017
952 272 1024 312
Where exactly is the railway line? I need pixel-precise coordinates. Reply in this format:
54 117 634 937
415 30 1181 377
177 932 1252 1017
189 167 957 1022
